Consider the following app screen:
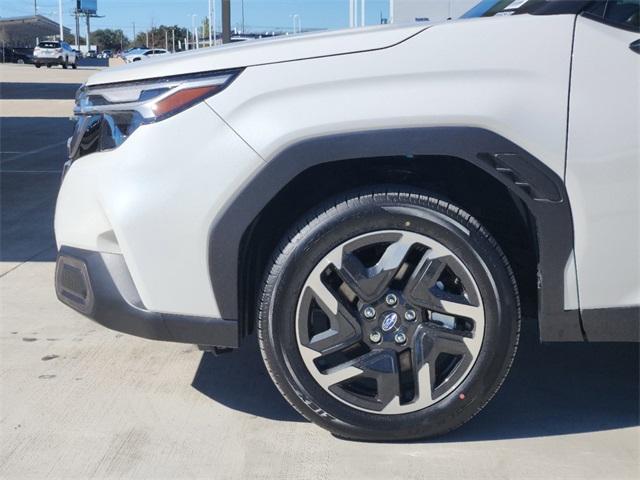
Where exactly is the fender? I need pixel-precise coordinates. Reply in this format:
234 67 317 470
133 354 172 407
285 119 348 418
208 127 584 342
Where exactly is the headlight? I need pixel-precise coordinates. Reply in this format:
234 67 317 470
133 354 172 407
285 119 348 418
69 69 241 161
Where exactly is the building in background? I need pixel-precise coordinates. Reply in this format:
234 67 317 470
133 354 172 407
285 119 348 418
0 15 71 48
391 0 478 23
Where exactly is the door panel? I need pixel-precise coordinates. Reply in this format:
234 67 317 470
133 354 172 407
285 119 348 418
566 14 639 311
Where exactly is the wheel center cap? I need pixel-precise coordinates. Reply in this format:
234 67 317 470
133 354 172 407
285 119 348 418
380 311 399 332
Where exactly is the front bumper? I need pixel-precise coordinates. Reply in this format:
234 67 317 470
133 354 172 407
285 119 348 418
55 246 239 346
55 102 263 320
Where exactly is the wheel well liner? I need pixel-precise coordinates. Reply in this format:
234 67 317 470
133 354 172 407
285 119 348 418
208 127 583 343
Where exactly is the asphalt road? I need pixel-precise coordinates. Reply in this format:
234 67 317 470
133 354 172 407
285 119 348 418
0 63 638 480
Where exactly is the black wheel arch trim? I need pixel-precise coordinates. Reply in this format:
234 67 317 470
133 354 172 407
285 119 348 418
208 126 584 343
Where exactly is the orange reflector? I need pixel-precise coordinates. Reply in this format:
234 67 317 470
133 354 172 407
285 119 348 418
152 85 220 118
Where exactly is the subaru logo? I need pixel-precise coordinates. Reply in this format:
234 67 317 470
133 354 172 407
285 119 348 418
381 312 398 332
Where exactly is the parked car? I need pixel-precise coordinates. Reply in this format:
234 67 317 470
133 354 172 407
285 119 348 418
99 50 113 59
0 47 32 64
33 41 77 69
55 0 640 441
123 48 170 62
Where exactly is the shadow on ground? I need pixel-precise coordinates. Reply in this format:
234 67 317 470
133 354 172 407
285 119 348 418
0 82 81 99
192 337 304 422
0 117 72 263
192 322 639 439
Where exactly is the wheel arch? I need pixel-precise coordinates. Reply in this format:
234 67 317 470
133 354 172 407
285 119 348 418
208 127 584 343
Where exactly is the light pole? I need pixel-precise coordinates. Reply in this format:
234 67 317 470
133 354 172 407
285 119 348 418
349 0 354 27
191 14 198 49
361 0 365 27
291 14 300 34
57 0 63 40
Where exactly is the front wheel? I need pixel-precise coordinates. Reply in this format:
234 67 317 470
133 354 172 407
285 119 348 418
258 189 520 441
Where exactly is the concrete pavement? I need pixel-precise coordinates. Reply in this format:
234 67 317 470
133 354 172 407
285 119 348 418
1 63 638 480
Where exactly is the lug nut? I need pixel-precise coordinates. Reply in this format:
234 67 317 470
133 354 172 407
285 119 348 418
404 309 417 322
369 331 382 343
363 306 376 319
385 293 398 306
394 331 407 345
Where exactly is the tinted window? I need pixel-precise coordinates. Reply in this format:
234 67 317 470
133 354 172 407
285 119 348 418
38 42 60 48
585 0 640 31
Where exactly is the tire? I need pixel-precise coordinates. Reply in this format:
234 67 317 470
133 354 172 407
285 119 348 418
62 58 68 69
258 189 520 441
72 60 77 69
46 64 51 68
35 64 41 68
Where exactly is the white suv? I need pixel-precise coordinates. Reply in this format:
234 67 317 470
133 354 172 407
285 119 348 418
54 0 639 441
33 41 78 69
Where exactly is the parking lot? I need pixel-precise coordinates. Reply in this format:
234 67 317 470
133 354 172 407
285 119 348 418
0 63 638 479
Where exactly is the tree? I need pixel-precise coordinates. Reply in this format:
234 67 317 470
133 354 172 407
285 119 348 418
135 26 188 51
92 29 130 52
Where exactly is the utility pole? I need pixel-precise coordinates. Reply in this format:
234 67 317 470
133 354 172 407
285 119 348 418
165 29 168 50
212 1 217 45
208 0 213 47
34 0 37 15
222 0 231 44
172 29 175 52
132 22 136 44
361 0 365 27
58 0 63 40
145 31 149 48
86 14 91 52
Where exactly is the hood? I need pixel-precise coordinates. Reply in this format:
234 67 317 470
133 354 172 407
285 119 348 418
86 24 428 86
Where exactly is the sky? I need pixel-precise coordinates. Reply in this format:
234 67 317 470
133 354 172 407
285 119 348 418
1 1 393 37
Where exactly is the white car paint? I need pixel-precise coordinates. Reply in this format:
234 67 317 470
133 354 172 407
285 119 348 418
55 103 263 316
89 24 427 84
55 12 639 320
209 14 574 179
566 16 640 310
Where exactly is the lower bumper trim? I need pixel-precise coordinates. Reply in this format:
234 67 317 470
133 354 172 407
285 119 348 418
55 246 238 347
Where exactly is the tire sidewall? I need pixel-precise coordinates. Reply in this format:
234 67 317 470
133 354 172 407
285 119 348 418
261 193 519 441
